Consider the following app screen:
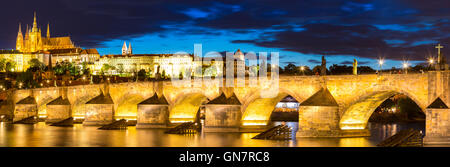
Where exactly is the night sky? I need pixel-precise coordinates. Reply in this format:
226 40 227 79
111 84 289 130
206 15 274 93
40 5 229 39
1 0 450 69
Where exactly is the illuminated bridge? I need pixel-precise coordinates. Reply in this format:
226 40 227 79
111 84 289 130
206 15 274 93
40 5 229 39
2 71 450 145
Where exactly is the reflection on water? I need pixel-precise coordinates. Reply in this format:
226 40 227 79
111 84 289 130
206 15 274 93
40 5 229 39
0 121 425 147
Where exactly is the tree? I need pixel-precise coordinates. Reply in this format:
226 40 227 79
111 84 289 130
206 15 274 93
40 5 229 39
161 70 166 78
5 61 16 72
28 58 46 72
179 72 184 80
101 64 111 72
283 63 300 75
312 65 321 75
358 66 376 74
329 64 352 75
0 58 6 72
299 66 312 75
101 64 115 75
138 69 147 79
411 65 426 72
117 64 124 74
16 69 36 89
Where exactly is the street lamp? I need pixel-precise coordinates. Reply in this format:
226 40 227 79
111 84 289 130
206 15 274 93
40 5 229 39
300 66 305 75
429 58 434 70
402 62 408 74
378 59 384 75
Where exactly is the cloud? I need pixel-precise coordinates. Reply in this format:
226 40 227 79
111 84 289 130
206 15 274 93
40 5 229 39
232 23 450 61
1 0 450 66
0 0 194 48
308 59 321 64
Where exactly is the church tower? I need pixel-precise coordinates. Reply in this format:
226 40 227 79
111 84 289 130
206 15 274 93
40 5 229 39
24 25 29 52
29 12 40 52
122 41 128 55
46 23 50 38
127 42 132 55
16 23 23 51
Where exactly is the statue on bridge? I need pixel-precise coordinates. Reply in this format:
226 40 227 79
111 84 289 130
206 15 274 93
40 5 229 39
321 56 327 76
353 59 358 75
435 44 449 70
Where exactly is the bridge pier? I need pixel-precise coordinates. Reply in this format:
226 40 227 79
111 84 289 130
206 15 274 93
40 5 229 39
83 88 115 126
203 93 242 132
46 96 71 124
424 97 450 145
296 88 371 137
13 95 38 123
296 88 342 137
45 88 71 124
136 94 170 128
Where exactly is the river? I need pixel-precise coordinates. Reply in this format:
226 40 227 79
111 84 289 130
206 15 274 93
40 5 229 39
0 121 425 147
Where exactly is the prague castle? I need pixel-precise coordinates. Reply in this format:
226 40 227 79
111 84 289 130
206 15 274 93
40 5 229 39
0 13 245 77
0 13 99 72
16 12 75 53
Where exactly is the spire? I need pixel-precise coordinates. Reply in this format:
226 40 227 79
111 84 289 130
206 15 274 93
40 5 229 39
16 23 23 51
32 12 38 32
127 42 132 54
122 41 128 55
18 23 22 35
25 25 29 38
46 23 50 38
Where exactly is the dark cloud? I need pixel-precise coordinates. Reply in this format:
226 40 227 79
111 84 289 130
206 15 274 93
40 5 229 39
308 59 321 64
282 61 297 65
0 0 195 48
232 23 450 61
1 0 450 63
340 61 354 65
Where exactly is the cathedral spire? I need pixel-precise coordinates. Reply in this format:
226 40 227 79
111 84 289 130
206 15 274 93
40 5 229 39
47 23 50 38
122 41 128 55
32 12 38 32
18 23 22 35
16 23 23 51
127 42 132 54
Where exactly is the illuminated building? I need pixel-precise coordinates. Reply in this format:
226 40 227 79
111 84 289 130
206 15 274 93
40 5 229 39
16 12 75 53
0 12 99 72
93 51 196 77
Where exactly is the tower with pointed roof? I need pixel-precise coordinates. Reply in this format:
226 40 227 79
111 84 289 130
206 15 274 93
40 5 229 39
122 41 128 55
127 42 132 55
46 23 50 38
16 23 23 50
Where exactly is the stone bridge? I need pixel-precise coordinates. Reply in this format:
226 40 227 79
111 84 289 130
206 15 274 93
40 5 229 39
2 71 450 144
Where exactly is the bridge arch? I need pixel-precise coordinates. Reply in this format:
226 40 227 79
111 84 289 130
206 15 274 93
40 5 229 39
339 90 426 130
168 90 210 123
71 93 100 118
34 89 59 116
241 88 304 126
115 93 146 119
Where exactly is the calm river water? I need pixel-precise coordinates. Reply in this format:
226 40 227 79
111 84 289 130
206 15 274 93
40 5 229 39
0 121 425 147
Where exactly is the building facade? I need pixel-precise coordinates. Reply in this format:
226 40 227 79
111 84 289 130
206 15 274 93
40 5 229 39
1 13 244 77
93 53 196 77
0 13 100 72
